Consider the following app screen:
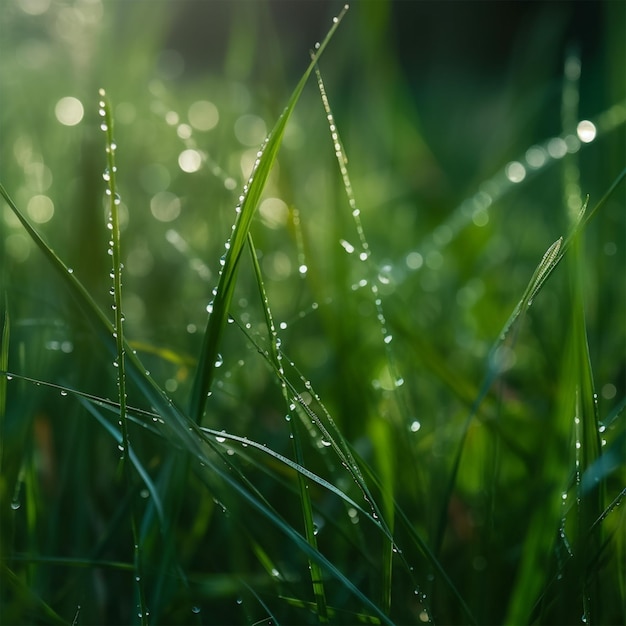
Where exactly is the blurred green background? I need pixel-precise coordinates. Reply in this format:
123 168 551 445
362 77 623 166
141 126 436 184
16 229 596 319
1 0 625 624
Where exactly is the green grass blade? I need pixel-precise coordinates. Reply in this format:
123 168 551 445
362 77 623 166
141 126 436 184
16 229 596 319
0 297 8 471
434 168 626 558
314 61 396 614
0 182 201 455
188 5 349 424
98 89 149 624
1 565 69 625
247 233 328 620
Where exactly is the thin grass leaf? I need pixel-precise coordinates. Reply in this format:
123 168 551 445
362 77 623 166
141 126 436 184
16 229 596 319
0 183 195 446
1 565 69 625
77 396 166 525
0 297 8 470
434 168 626 559
231 315 393 539
189 4 349 424
280 596 383 624
98 89 149 624
314 62 397 614
248 231 328 620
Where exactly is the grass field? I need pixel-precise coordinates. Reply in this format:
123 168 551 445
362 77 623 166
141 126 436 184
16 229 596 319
1 1 625 624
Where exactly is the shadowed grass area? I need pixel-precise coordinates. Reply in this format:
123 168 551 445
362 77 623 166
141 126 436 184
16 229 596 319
1 1 625 624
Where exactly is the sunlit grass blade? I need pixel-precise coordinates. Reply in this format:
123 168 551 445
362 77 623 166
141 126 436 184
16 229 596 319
98 88 149 624
188 4 349 424
247 232 328 620
313 61 397 614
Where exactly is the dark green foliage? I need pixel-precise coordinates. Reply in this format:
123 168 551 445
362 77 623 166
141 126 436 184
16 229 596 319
1 2 624 624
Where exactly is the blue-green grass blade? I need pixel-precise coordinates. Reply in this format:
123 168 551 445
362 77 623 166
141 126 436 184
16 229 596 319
188 5 349 424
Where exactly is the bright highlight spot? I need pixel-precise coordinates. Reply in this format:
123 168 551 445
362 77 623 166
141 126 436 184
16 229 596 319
234 114 267 146
547 138 567 159
188 100 219 131
405 251 423 270
178 149 202 173
18 0 50 15
576 120 596 143
55 97 84 126
150 191 181 222
259 197 288 229
525 146 547 169
27 194 54 223
505 161 526 183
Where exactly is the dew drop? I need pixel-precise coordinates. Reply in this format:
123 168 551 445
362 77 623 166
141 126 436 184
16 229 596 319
191 606 201 614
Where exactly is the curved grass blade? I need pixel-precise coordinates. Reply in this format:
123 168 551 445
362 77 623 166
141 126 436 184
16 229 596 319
188 4 349 424
0 182 200 456
433 168 626 557
230 315 393 540
77 396 166 525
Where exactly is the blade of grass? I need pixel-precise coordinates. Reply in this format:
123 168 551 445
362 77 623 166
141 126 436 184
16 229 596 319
1 565 69 625
0 297 8 472
98 89 148 625
231 315 393 539
434 167 626 558
313 62 396 614
188 4 349 424
248 231 328 620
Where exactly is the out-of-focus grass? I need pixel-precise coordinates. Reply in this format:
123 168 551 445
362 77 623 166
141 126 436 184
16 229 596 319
1 1 625 624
